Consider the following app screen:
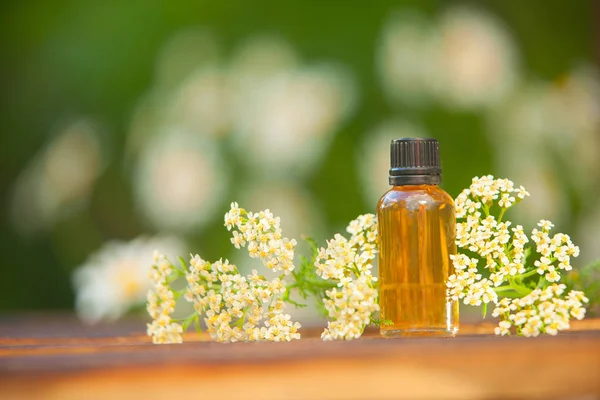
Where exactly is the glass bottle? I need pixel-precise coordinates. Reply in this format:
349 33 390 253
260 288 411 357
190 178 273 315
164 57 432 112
377 138 458 337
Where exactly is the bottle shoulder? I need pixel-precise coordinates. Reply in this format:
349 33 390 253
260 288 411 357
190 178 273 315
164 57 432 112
377 185 454 210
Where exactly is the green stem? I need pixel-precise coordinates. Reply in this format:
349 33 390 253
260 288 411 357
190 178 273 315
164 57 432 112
305 278 338 290
283 288 307 308
283 283 297 302
293 276 337 291
515 269 539 280
175 313 197 331
345 263 361 277
497 292 523 298
508 278 533 296
497 208 506 223
482 204 490 217
235 308 248 328
194 316 202 333
173 264 187 276
536 277 548 289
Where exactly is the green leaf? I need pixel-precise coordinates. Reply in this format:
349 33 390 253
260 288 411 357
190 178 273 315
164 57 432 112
290 301 308 308
181 314 197 331
315 301 329 318
370 317 393 327
482 302 488 318
178 256 188 271
521 247 532 268
566 259 600 314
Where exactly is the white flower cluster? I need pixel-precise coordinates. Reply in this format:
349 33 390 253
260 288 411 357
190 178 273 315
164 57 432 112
146 251 183 344
184 256 300 342
447 176 588 337
224 202 297 275
146 203 301 344
455 175 529 218
447 254 497 306
449 176 531 305
531 220 580 282
315 214 380 340
155 202 300 343
492 284 588 337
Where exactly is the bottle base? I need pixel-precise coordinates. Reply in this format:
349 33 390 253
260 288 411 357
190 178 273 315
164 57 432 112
380 327 458 338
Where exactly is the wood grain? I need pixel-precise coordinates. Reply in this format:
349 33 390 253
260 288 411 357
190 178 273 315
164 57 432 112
0 315 599 400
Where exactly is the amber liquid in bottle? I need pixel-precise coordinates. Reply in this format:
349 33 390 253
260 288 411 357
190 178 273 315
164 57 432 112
377 184 458 337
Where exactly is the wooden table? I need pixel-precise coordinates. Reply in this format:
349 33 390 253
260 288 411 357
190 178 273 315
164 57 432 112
1 314 599 399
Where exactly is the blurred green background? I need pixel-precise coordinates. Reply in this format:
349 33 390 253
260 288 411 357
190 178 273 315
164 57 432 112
1 0 598 319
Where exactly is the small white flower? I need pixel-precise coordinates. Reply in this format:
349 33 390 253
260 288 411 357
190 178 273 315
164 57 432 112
498 193 515 208
494 320 511 336
537 220 554 231
516 186 530 199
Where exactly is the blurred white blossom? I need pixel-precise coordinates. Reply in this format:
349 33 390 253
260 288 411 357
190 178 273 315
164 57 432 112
544 67 600 195
546 66 600 139
128 67 230 157
232 66 356 177
230 37 357 177
485 137 567 226
127 30 224 157
240 183 325 249
357 119 429 207
378 7 518 109
130 32 357 186
576 205 600 266
133 131 228 232
487 81 550 147
432 7 519 109
10 119 105 235
489 67 600 153
165 67 232 138
486 66 600 226
509 164 567 228
73 236 185 324
154 28 220 90
229 35 299 100
377 11 437 105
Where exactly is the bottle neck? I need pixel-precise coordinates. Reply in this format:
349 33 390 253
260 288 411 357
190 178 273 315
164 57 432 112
389 174 441 186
